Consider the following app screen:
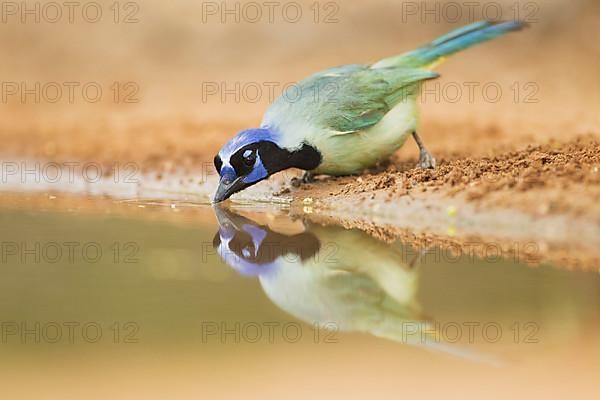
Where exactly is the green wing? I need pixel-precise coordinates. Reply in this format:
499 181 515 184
264 65 438 134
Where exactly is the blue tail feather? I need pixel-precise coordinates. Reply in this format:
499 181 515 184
373 20 527 69
423 20 527 63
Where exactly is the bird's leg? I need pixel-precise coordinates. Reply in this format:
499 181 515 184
412 131 437 169
291 171 315 188
407 251 420 270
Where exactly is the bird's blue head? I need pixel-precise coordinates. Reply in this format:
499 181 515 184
213 128 321 203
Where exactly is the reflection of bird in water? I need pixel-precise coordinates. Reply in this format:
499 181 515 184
213 206 498 364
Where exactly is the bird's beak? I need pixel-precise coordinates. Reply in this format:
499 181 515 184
213 176 246 203
212 204 241 229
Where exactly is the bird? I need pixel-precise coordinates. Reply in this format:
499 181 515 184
213 20 527 202
211 206 499 364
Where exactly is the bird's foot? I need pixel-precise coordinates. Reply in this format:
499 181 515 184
412 131 437 169
291 171 315 188
416 150 437 169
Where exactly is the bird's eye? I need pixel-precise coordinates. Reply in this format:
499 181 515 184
242 245 254 258
214 155 223 173
242 149 256 167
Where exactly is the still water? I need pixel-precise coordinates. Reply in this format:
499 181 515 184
0 197 599 399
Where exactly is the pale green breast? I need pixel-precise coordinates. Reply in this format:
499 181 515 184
312 97 420 175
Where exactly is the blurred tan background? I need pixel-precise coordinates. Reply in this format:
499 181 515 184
1 0 599 168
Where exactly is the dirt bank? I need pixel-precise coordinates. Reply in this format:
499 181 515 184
305 136 600 220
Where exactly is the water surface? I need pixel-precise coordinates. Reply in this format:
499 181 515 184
1 198 599 399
